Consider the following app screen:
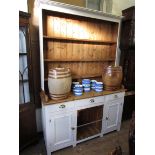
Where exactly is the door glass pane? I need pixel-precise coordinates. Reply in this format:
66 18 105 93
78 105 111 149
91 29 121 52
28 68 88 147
19 81 30 104
19 28 26 53
19 55 28 80
19 27 30 104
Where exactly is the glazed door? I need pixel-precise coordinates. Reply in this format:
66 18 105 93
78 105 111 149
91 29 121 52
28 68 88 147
19 11 37 150
103 99 123 134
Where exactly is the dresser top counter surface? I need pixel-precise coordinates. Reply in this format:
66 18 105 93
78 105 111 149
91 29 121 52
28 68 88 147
41 89 126 106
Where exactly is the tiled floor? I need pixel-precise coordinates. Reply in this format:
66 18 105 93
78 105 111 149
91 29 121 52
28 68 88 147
20 120 130 155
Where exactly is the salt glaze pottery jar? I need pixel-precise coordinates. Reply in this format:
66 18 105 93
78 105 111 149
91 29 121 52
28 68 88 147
48 67 72 100
102 66 123 91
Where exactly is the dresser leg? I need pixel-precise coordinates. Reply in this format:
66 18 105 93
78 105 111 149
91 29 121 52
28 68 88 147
73 143 76 147
47 148 51 155
117 124 121 131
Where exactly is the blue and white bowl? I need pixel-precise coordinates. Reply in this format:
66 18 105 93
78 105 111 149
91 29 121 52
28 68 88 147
83 83 91 87
82 79 90 87
84 87 91 92
72 82 80 89
95 88 103 92
82 79 91 92
95 82 103 92
91 80 97 90
95 82 103 88
82 79 91 84
74 92 83 96
73 89 83 93
73 84 83 96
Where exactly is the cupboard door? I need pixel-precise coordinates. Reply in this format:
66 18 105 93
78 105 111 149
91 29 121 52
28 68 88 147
50 112 75 151
103 100 123 134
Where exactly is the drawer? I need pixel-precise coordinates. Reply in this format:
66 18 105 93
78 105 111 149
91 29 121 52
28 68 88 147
74 96 105 109
45 101 75 114
105 92 125 102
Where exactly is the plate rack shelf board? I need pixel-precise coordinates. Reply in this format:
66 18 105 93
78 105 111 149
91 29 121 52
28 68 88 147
39 1 122 101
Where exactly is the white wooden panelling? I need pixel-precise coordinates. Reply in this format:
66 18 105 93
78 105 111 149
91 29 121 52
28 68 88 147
42 93 125 154
45 101 75 114
74 96 105 110
102 98 124 134
49 112 76 152
105 92 125 101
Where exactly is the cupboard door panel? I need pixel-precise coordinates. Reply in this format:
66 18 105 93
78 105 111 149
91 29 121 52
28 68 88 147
103 99 123 134
55 115 72 144
107 103 119 127
50 112 75 151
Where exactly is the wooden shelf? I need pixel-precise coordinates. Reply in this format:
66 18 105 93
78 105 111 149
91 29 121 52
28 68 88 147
44 74 102 81
43 35 117 45
77 119 102 128
73 74 102 79
44 58 115 62
77 121 102 141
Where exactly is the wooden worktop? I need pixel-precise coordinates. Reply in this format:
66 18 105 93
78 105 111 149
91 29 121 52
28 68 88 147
41 89 126 106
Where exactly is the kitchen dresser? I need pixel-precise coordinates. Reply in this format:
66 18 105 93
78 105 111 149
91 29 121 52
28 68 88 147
38 1 124 154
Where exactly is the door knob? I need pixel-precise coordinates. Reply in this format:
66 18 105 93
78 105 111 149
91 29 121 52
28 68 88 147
71 127 75 130
114 94 118 98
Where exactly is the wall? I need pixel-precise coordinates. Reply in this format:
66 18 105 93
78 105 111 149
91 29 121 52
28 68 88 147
19 0 28 12
52 0 135 16
112 0 135 15
52 0 85 7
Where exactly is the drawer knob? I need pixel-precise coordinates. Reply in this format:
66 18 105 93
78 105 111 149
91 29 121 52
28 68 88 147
114 95 118 98
90 99 95 103
59 104 66 108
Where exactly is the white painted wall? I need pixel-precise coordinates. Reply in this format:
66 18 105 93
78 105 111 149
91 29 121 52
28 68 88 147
19 0 28 12
112 0 135 15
